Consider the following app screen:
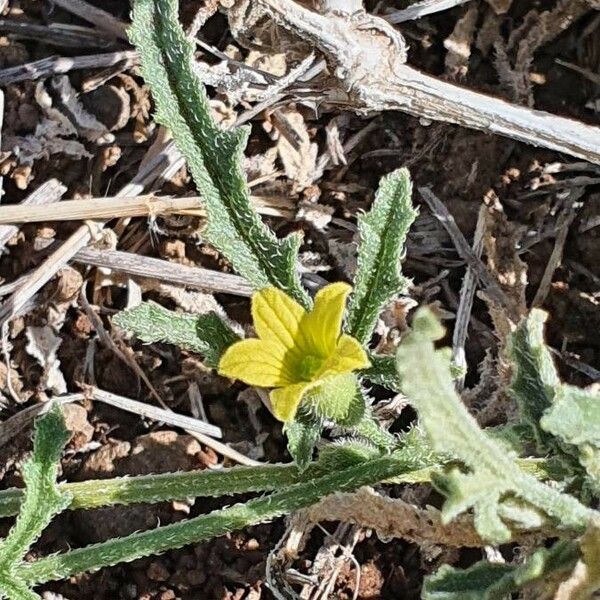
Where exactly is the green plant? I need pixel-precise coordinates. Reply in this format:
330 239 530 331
0 0 418 596
2 0 599 598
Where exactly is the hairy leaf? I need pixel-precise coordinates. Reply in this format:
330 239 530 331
16 453 412 586
0 405 71 600
113 301 239 368
0 577 41 600
510 309 599 489
541 386 600 448
508 309 561 452
129 0 309 306
361 354 402 392
284 417 322 471
396 308 597 543
423 540 578 600
541 386 600 494
347 168 416 345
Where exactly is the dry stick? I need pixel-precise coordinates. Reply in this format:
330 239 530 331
90 389 259 466
254 0 600 165
0 19 117 49
0 140 183 328
0 194 293 224
452 204 485 391
384 0 473 23
531 193 582 308
50 0 129 41
0 179 67 250
304 487 482 548
0 89 3 206
89 388 222 439
418 187 512 310
0 196 201 225
0 50 137 86
74 248 254 297
78 287 166 409
0 394 85 448
0 389 227 449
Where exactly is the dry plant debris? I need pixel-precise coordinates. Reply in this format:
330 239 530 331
0 0 598 598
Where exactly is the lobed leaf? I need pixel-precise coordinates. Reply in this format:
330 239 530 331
423 540 578 600
508 308 561 452
129 0 309 307
347 168 416 345
510 309 600 491
113 301 239 368
0 405 71 600
396 308 597 543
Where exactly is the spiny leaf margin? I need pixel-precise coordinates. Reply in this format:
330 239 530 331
0 405 71 600
113 301 239 368
347 167 416 345
129 0 309 307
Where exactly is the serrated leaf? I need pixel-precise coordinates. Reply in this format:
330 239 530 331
423 540 578 600
284 417 322 471
113 301 239 368
508 308 561 452
0 405 71 599
0 577 42 600
129 0 309 307
541 386 600 494
350 410 396 450
361 354 402 392
541 386 600 448
395 308 597 543
509 310 599 489
347 168 416 345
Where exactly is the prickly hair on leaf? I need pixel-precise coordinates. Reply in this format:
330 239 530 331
113 301 239 368
0 405 72 600
396 308 598 544
348 168 416 344
129 0 309 307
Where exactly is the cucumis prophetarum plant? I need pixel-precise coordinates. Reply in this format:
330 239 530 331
1 1 600 598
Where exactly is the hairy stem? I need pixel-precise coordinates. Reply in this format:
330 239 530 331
17 454 412 585
0 463 305 519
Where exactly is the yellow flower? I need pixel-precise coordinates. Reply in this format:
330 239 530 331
218 282 370 422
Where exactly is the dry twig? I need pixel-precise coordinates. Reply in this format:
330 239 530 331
0 140 182 327
0 50 137 86
419 187 513 311
233 0 600 164
74 247 253 297
0 179 67 251
452 204 486 390
50 0 129 40
384 0 473 24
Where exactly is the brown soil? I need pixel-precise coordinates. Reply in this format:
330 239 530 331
0 0 599 598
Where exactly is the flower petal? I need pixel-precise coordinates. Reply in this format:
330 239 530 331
252 287 306 353
219 339 293 387
269 381 314 422
317 334 370 378
300 282 351 356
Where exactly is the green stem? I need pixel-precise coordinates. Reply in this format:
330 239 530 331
17 454 411 585
0 456 552 520
0 463 312 519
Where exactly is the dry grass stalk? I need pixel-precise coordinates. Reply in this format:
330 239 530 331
74 247 254 297
0 139 183 327
0 194 293 225
50 0 129 40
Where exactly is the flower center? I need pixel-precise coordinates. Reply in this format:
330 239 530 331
297 354 324 381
